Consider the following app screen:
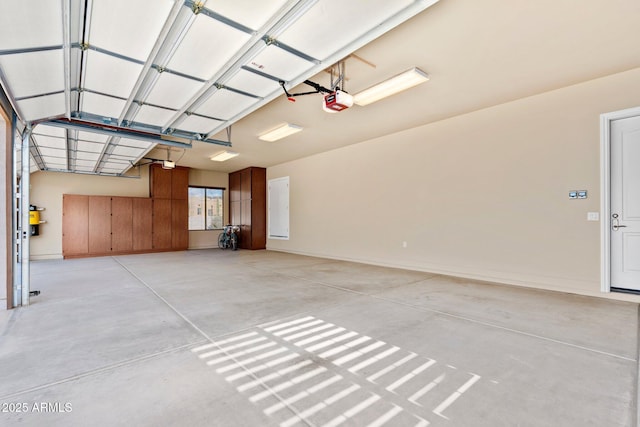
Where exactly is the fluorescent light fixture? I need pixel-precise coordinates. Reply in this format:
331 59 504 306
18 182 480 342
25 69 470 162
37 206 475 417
353 67 429 106
210 150 239 162
162 160 176 169
258 123 303 142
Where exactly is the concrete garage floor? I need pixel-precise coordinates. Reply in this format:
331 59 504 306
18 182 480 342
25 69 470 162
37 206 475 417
0 249 638 427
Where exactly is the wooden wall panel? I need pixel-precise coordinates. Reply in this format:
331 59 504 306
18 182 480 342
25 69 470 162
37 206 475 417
62 194 89 256
132 198 153 251
88 196 111 254
171 199 188 249
112 197 133 252
153 199 172 249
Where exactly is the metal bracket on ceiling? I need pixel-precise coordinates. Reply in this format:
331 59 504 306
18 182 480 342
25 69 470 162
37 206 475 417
191 1 205 15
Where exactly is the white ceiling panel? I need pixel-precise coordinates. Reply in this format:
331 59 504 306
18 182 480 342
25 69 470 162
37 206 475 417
277 0 413 60
111 145 145 157
82 92 127 119
36 146 66 158
78 132 109 143
135 104 176 128
208 0 290 30
0 2 62 50
74 159 99 168
77 141 105 154
74 165 96 172
179 115 224 134
118 138 154 150
246 45 315 81
84 51 143 98
89 0 175 61
101 163 129 173
195 89 257 120
167 14 252 80
145 72 203 109
75 153 101 164
0 51 64 98
43 157 68 169
33 124 67 138
33 135 66 150
17 93 65 122
225 69 280 97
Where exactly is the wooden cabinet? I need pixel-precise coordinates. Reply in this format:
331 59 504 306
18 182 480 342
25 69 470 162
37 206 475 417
152 199 172 250
171 168 189 200
132 198 152 251
62 195 89 257
229 167 266 250
171 199 188 249
112 197 133 252
150 165 172 199
88 196 111 254
150 164 189 200
150 164 190 250
62 165 190 258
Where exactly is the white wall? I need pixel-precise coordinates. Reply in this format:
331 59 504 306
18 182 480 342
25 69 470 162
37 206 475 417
267 68 640 300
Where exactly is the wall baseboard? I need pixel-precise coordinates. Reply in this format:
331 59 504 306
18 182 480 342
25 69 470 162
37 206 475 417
266 246 640 303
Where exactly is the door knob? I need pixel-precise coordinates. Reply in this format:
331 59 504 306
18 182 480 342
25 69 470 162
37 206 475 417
612 213 627 231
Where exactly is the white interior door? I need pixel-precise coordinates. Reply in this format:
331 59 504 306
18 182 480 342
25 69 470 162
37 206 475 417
610 115 640 290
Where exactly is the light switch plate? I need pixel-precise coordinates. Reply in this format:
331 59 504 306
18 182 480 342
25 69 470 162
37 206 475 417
587 212 599 221
569 191 577 199
577 190 587 199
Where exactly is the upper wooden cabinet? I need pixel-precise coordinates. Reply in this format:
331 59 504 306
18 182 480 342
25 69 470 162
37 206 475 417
150 164 189 199
171 168 189 200
229 167 266 250
150 165 172 199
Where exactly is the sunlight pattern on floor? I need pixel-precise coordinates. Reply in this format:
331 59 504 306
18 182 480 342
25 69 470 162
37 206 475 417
192 316 485 426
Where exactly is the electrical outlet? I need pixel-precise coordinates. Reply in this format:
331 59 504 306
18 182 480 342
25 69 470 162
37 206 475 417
587 212 599 221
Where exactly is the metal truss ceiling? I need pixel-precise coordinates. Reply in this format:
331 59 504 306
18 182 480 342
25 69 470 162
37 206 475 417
0 0 439 176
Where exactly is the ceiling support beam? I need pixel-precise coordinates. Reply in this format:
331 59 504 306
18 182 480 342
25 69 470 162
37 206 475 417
44 118 194 149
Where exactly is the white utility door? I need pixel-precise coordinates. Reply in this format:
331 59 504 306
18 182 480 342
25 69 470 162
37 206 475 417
610 115 640 290
268 177 289 240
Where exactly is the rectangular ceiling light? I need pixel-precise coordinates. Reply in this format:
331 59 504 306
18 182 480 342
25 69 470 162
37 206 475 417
353 67 429 106
210 150 239 162
258 123 303 142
